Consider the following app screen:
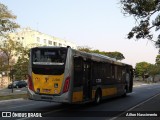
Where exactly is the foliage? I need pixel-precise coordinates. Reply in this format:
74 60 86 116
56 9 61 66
0 36 29 80
13 46 30 80
78 46 125 61
0 3 19 37
105 52 125 61
0 35 22 69
0 53 7 71
120 0 160 50
148 64 160 82
135 62 151 80
155 54 160 65
77 46 92 52
0 35 33 80
13 57 29 80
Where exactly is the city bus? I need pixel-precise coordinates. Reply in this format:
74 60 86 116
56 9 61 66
28 46 133 104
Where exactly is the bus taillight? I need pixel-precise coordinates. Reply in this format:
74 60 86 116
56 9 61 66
28 75 34 91
63 77 70 93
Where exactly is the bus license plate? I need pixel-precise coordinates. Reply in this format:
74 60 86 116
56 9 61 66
42 89 51 93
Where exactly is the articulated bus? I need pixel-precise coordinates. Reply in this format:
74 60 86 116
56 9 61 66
28 46 133 104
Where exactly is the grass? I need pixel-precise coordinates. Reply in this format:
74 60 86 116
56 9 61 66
0 94 28 101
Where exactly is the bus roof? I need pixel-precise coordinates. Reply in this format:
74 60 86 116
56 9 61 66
31 46 67 49
31 46 132 67
72 48 132 67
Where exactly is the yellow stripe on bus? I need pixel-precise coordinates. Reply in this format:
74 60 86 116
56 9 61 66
32 72 64 94
72 91 83 102
102 87 117 97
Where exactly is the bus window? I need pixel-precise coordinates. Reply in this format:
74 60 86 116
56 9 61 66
106 63 111 78
31 48 67 75
32 48 67 65
114 66 118 80
117 66 123 82
111 65 115 79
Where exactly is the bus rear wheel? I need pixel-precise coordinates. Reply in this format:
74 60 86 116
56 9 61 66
95 90 102 104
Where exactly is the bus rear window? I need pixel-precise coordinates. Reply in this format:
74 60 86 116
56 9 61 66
32 48 67 65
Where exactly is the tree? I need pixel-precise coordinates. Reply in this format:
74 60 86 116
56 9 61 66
155 54 160 65
135 62 151 80
148 64 160 82
105 52 125 61
0 36 22 66
0 53 8 71
0 3 19 37
78 46 125 61
0 35 23 81
13 57 29 80
77 46 92 52
13 46 30 80
120 0 160 50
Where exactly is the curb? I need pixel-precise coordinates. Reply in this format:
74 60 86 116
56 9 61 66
0 98 24 103
0 93 27 97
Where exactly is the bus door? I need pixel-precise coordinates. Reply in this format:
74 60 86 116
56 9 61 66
83 60 92 101
126 67 133 93
129 68 133 92
73 56 83 102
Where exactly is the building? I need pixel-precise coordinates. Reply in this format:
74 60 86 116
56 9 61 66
0 28 77 88
10 28 77 49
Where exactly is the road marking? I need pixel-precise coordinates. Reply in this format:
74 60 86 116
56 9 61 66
109 92 160 120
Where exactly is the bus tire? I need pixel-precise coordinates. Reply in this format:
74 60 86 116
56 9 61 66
95 89 102 104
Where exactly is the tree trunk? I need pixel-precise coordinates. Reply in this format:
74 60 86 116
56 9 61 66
153 76 155 83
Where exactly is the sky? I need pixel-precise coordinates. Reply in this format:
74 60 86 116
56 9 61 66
0 0 159 67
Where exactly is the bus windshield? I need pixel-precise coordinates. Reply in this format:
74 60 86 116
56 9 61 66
32 48 67 66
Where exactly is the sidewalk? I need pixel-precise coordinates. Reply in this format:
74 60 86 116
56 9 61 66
133 80 160 87
0 88 27 101
0 87 27 95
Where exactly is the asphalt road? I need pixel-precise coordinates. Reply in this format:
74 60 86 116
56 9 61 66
0 83 160 120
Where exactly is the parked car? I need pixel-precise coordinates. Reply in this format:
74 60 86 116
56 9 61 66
8 80 27 89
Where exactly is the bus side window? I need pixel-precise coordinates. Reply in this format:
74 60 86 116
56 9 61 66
111 65 115 79
106 63 111 79
117 66 122 82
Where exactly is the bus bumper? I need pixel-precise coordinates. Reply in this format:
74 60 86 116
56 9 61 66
27 89 70 103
